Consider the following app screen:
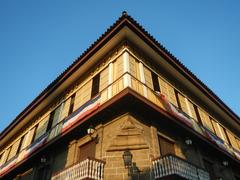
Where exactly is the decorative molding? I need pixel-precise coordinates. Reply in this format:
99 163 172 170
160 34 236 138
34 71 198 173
107 116 149 151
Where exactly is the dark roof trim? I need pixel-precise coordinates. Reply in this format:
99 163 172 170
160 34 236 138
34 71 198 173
1 12 239 140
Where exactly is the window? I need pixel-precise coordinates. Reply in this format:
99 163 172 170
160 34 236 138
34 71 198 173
194 104 202 124
198 108 214 132
151 71 160 92
0 153 3 164
68 93 76 115
78 141 96 162
16 135 25 154
203 159 215 179
47 105 61 132
158 135 175 156
91 73 100 98
31 125 38 143
226 130 239 150
34 116 49 141
6 146 12 161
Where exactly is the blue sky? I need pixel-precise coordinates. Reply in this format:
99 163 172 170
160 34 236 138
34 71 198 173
0 1 240 132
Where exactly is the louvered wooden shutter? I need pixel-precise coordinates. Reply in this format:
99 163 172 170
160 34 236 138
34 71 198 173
177 93 188 115
1 148 10 163
198 108 214 132
226 130 239 150
25 127 36 147
159 78 178 107
159 78 168 98
187 100 198 121
211 120 223 140
218 125 228 143
143 66 153 89
99 67 108 92
74 80 92 111
60 98 71 121
34 115 49 140
129 55 140 79
113 56 124 81
8 139 21 160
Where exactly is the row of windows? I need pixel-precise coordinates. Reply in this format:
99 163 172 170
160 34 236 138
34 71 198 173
1 51 240 167
0 55 124 166
127 52 240 152
140 58 240 152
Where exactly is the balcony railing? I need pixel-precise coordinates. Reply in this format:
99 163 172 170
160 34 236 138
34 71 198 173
51 158 105 180
152 154 210 180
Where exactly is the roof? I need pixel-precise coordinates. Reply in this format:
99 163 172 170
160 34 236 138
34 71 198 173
1 11 239 140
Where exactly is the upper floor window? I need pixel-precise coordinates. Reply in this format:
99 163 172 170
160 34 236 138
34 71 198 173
158 135 175 156
68 93 76 115
16 135 25 154
151 71 160 92
91 73 100 98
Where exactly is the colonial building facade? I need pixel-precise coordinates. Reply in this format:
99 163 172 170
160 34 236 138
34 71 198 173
0 13 240 180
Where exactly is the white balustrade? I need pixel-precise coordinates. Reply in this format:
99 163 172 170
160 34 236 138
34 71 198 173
152 154 210 180
51 158 105 180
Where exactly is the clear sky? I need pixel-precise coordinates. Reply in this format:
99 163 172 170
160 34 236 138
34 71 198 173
0 0 240 132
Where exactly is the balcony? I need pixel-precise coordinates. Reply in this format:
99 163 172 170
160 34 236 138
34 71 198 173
51 158 105 180
152 154 210 180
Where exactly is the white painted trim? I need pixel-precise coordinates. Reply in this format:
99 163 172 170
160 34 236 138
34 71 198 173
123 51 131 88
108 63 113 98
139 62 147 97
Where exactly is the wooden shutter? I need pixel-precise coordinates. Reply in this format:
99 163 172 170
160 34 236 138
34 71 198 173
74 80 92 111
19 133 28 152
60 98 71 121
8 139 21 160
198 108 214 132
99 67 108 92
159 78 178 107
218 125 229 143
226 130 239 150
129 55 140 79
211 120 223 140
236 138 240 149
158 136 175 156
113 56 124 81
177 93 188 115
25 127 36 147
0 149 10 164
143 66 153 89
78 141 96 162
34 115 49 141
187 100 198 121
